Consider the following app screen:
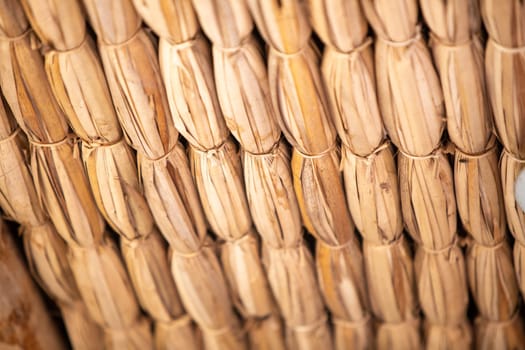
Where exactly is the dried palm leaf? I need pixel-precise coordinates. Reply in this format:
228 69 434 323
420 0 480 44
316 240 369 325
332 319 371 350
190 139 252 240
514 241 525 297
132 0 198 42
44 36 122 144
501 151 525 245
321 43 383 156
310 0 384 157
286 319 334 350
454 145 506 246
159 35 229 151
22 2 201 344
308 0 368 53
398 150 456 250
267 43 336 155
82 139 153 240
86 1 248 346
0 81 102 349
221 231 275 318
214 40 281 151
0 31 68 143
170 246 245 349
82 0 140 45
247 3 370 346
342 143 402 243
155 316 201 350
30 140 105 247
191 0 252 49
309 3 419 346
474 313 525 350
97 29 178 159
121 230 184 322
139 6 273 339
247 315 286 350
0 1 188 346
121 229 201 348
243 141 302 248
103 317 153 350
467 241 519 321
414 245 469 324
0 121 44 226
292 148 354 246
375 318 421 350
60 302 104 350
421 0 491 154
0 13 105 247
363 237 417 323
191 0 280 155
482 0 525 159
424 320 472 350
361 0 444 156
24 222 104 350
138 143 208 253
20 0 85 51
68 239 141 329
0 0 29 38
262 241 324 327
23 222 78 305
148 10 280 342
501 151 525 296
246 0 310 54
0 223 67 350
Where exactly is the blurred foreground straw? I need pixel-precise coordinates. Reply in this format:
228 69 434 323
0 85 103 349
0 220 66 349
0 0 149 347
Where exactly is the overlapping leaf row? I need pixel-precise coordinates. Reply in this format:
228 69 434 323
362 0 472 348
189 0 330 348
20 0 199 347
311 0 420 348
0 0 149 347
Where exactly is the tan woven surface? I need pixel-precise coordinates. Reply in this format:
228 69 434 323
0 0 525 349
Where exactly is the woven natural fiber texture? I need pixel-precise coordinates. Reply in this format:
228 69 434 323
1 0 525 349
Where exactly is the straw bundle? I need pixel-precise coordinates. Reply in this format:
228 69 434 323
81 0 247 347
0 221 66 350
309 1 420 347
420 0 525 329
0 0 151 346
0 93 102 349
131 1 282 347
482 2 525 332
188 1 330 347
0 102 101 349
361 0 471 347
246 1 371 347
19 0 200 346
420 0 492 154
